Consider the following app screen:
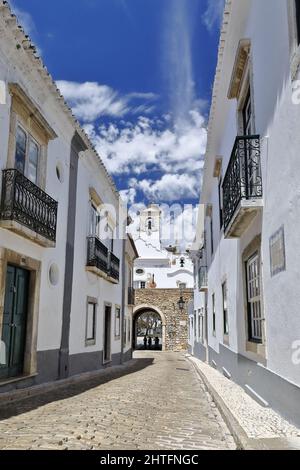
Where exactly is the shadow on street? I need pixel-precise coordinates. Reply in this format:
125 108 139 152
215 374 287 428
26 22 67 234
0 357 154 421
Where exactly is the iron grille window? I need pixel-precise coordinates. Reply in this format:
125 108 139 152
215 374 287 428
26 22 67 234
296 0 300 44
108 252 120 281
222 281 229 335
210 216 214 256
87 236 109 273
218 179 223 229
212 293 216 337
246 253 263 343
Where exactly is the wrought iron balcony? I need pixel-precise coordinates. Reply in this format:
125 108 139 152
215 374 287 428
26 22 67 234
222 135 263 238
198 266 208 292
0 169 57 245
128 287 135 306
87 236 109 275
108 252 120 282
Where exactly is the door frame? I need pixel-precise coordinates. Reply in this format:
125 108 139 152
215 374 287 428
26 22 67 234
0 248 41 380
103 302 112 364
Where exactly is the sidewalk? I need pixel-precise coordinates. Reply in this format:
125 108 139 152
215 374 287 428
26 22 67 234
187 354 300 450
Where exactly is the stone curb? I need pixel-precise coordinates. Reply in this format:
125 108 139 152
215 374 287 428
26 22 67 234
186 355 300 450
0 358 139 407
186 355 250 450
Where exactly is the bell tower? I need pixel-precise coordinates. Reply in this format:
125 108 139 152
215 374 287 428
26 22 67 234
139 204 161 250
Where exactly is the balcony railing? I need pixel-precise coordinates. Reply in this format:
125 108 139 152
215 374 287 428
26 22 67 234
0 169 58 242
108 252 120 282
87 236 109 274
222 135 262 232
128 287 135 305
198 266 208 291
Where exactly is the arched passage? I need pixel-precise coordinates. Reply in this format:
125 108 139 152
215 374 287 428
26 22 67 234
132 305 167 352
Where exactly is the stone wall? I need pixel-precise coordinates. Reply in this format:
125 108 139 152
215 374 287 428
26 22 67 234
134 289 193 352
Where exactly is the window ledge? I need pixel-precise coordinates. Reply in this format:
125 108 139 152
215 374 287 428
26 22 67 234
0 220 56 248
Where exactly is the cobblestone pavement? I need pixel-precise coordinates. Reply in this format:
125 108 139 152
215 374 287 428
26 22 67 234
0 352 235 450
189 356 300 440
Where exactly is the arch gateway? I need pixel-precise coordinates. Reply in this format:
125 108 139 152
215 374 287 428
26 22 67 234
133 289 193 352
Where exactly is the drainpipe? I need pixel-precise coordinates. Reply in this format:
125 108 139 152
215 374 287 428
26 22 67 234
120 235 126 365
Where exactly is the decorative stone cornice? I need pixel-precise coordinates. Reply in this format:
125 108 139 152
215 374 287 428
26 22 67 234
213 156 223 178
9 83 57 141
227 38 251 99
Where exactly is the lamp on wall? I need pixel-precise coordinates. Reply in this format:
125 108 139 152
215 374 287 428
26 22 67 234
177 296 185 311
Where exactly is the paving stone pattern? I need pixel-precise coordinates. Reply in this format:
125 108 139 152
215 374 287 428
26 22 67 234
0 352 235 450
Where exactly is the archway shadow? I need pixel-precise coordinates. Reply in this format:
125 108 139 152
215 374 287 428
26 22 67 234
0 357 154 421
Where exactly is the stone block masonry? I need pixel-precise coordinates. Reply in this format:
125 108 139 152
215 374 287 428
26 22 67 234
134 289 193 352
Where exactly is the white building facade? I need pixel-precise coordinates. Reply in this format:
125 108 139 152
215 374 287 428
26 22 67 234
189 0 300 427
0 2 133 392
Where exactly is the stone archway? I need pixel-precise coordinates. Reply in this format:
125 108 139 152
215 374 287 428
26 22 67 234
134 289 193 352
133 305 167 351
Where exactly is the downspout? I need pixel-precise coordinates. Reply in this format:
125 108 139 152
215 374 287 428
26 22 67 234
120 235 126 365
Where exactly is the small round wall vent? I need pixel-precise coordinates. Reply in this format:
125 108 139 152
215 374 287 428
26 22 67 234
49 263 59 286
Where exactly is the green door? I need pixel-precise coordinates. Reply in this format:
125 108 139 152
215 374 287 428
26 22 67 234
0 265 29 379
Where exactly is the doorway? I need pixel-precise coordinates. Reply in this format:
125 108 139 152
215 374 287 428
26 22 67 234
103 305 112 363
0 265 30 379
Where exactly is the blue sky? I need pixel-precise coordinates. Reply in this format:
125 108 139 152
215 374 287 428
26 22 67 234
10 0 224 207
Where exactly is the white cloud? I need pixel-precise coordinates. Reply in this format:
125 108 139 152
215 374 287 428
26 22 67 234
202 0 225 32
56 81 158 121
134 174 198 203
119 187 137 204
56 81 128 121
85 109 207 179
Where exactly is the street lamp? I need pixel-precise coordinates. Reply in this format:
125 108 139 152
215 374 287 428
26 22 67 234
178 296 185 311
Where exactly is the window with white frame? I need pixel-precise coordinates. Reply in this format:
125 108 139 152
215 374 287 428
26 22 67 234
90 203 101 237
198 308 204 344
115 306 121 339
86 300 97 346
222 281 229 336
90 204 114 251
15 125 40 184
246 253 263 342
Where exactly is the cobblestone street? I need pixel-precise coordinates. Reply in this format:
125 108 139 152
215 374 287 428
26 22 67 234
0 352 235 450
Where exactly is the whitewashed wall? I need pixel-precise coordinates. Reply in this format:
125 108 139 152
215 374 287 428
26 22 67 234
200 0 300 390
